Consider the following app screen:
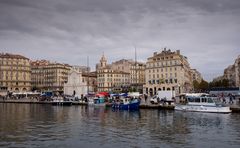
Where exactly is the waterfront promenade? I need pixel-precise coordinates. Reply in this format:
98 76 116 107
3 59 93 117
1 97 240 112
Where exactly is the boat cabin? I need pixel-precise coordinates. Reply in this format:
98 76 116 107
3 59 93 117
186 96 215 106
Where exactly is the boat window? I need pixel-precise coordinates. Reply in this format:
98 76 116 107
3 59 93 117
202 98 207 103
195 97 200 102
187 97 194 102
207 98 214 103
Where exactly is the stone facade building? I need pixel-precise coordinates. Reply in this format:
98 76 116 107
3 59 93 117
0 53 31 92
71 65 90 73
96 55 130 92
143 49 193 96
190 69 203 83
64 69 97 97
111 59 146 85
214 55 240 87
31 60 71 93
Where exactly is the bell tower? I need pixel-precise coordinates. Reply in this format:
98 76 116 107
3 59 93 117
100 53 107 68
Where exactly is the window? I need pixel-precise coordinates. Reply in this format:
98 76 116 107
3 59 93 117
195 97 200 102
188 97 194 102
207 98 214 103
202 98 207 102
174 79 177 83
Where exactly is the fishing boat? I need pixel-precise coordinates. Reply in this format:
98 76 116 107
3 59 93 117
175 94 231 113
88 96 106 107
111 97 140 110
87 92 110 107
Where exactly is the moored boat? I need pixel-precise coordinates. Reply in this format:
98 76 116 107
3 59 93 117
87 92 109 107
88 96 106 107
112 97 140 110
175 94 231 113
51 96 73 106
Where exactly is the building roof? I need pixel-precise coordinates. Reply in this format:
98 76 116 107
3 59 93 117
82 71 97 77
0 53 29 60
31 60 71 67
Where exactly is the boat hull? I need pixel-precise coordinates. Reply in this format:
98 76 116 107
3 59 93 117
175 104 231 113
112 101 140 110
88 102 106 107
52 101 73 106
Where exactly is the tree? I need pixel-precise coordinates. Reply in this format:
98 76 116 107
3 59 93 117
222 79 229 88
193 80 200 92
198 80 209 92
209 79 229 88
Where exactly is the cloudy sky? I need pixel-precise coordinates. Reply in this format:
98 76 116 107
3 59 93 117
0 0 239 81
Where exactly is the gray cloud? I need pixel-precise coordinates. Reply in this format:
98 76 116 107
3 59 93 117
0 0 240 81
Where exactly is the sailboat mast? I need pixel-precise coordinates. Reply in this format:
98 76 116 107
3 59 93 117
87 56 89 95
134 46 137 86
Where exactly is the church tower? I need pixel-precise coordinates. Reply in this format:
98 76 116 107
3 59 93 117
100 54 107 68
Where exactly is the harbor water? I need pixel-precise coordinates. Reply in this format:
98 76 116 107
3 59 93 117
0 103 240 148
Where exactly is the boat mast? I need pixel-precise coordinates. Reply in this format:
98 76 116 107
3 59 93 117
134 46 137 91
87 56 89 95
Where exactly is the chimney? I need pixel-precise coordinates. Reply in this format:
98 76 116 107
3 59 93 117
153 52 157 56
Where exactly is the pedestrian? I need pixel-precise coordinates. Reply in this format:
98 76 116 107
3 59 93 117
144 94 148 103
223 97 226 104
229 93 234 104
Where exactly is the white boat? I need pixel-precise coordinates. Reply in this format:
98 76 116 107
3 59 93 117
175 94 231 113
88 96 106 107
51 96 72 106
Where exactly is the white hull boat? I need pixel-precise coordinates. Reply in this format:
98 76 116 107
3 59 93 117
175 94 231 113
175 104 231 113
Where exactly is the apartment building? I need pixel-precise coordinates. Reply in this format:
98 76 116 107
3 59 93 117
0 53 31 92
96 55 130 92
190 69 203 83
111 59 146 85
31 60 71 93
143 49 193 96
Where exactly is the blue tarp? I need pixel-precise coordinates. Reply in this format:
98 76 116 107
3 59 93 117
41 92 53 97
110 93 128 97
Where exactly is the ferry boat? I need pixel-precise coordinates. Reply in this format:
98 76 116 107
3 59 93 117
175 94 231 113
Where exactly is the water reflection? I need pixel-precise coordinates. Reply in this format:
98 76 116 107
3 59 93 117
1 103 240 148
